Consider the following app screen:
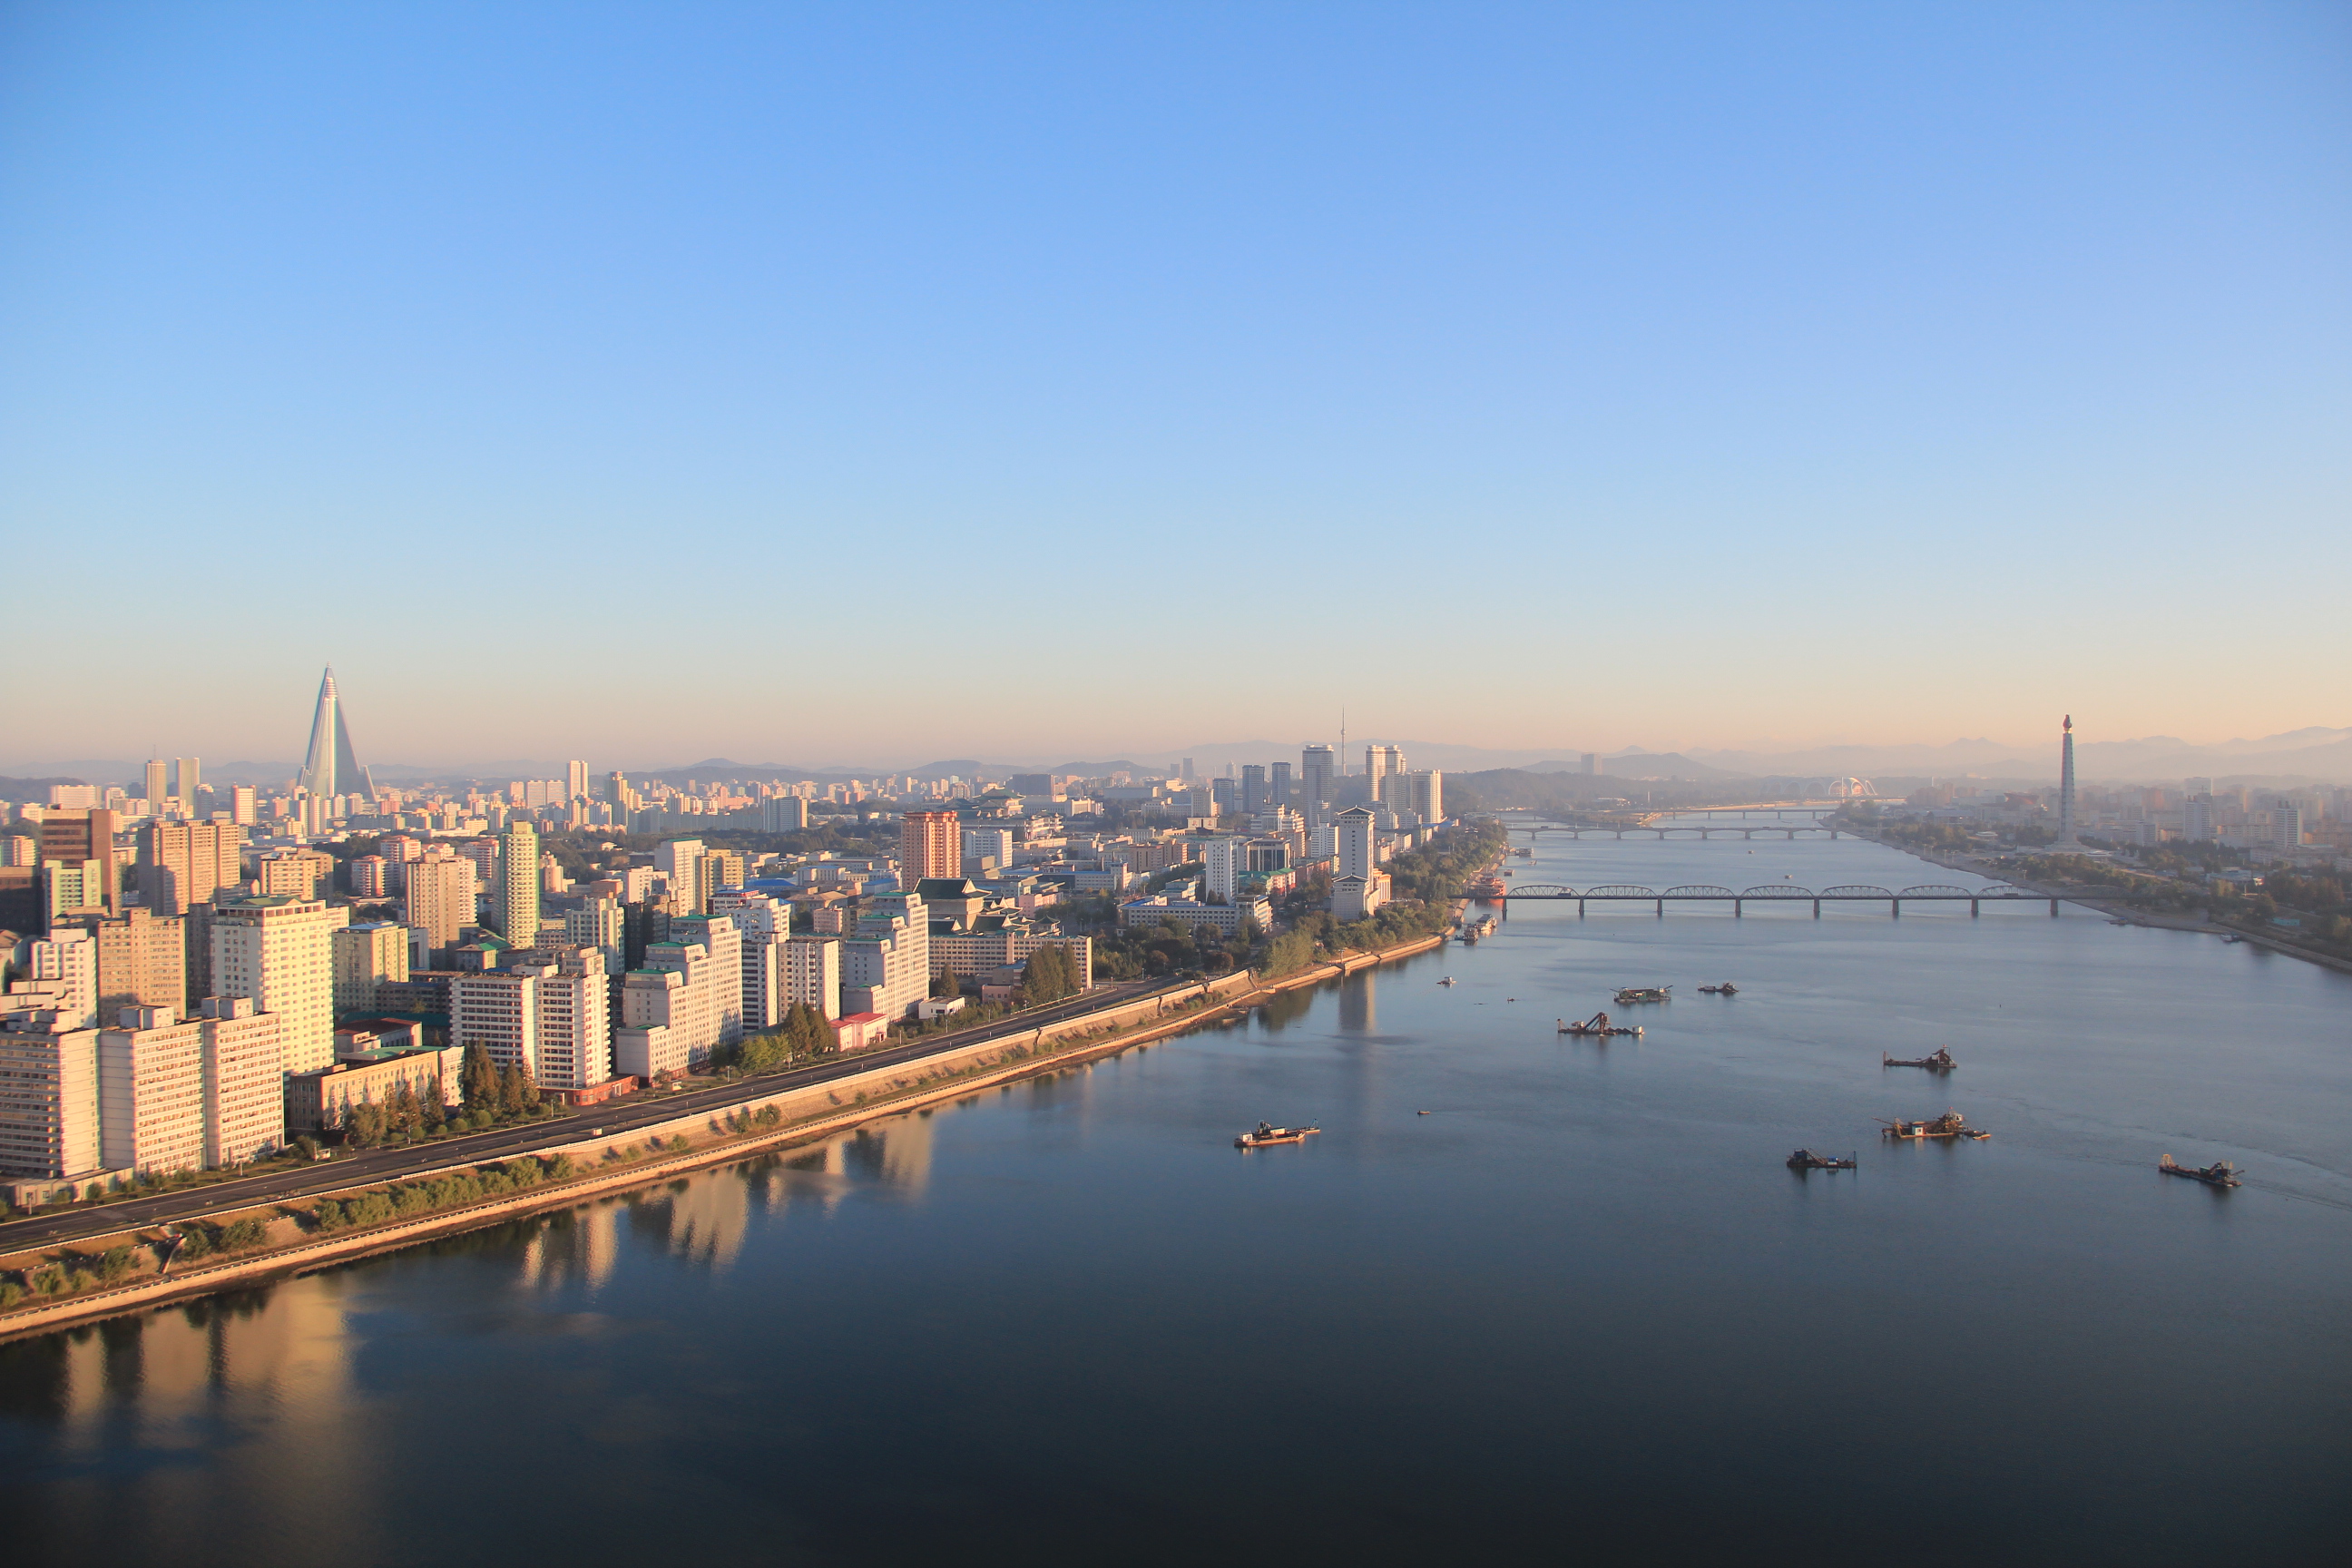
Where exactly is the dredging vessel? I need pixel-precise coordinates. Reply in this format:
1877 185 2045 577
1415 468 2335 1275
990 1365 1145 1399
2158 1154 2241 1188
1883 1048 1956 1073
1698 982 1739 995
1787 1150 1857 1171
1881 1110 1990 1142
1613 985 1671 1004
1558 1011 1642 1037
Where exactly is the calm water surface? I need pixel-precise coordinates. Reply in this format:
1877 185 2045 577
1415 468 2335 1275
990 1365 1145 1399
5 830 2348 1565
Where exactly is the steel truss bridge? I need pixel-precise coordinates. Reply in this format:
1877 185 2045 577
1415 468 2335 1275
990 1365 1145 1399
1483 883 2120 916
1505 805 1848 840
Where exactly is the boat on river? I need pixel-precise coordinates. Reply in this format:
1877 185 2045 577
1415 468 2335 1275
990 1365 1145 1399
1236 1122 1322 1149
1467 874 1508 900
1698 982 1739 995
1559 1011 1642 1037
2159 1154 2241 1188
1787 1149 1857 1171
1881 1110 1989 1141
1613 985 1671 1004
1883 1047 1956 1073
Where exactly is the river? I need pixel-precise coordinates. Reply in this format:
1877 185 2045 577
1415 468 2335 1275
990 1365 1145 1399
4 826 2347 1565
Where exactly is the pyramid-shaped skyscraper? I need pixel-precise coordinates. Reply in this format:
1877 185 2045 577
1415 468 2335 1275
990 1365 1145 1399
297 666 376 798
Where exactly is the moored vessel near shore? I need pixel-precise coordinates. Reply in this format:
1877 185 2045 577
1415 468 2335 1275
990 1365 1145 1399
1236 1122 1322 1149
1883 1047 1956 1073
1613 985 1671 1004
1881 1110 1989 1141
2159 1154 2241 1188
1467 871 1508 900
1787 1149 1857 1171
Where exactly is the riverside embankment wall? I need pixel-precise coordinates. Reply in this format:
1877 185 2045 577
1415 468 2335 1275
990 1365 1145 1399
1 933 1449 1340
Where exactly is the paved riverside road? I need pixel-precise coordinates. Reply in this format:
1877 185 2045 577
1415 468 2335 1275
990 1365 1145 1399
0 977 1185 1255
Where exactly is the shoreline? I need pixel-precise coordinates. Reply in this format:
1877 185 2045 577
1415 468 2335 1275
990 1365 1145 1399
0 929 1448 1343
1853 826 2352 977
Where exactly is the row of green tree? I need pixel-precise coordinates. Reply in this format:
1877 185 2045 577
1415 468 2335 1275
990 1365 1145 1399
315 1154 578 1232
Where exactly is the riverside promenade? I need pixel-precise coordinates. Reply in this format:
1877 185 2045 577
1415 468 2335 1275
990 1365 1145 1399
0 929 1448 1340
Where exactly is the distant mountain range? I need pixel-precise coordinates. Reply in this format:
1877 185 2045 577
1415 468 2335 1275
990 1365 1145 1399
12 726 2347 790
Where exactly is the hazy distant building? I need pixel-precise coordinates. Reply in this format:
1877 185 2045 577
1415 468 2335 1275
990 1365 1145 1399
763 795 809 832
654 838 708 916
494 820 541 943
1299 746 1335 817
2053 716 2082 850
295 665 377 799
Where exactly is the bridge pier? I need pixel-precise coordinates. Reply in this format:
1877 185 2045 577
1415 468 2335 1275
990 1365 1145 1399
1891 899 1900 917
1970 898 1979 916
1578 898 1586 916
1812 898 1821 918
2050 898 2059 916
1655 898 1664 916
1734 898 1742 916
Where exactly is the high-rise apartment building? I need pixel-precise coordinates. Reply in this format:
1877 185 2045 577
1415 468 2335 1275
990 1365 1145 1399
567 760 589 801
42 859 110 927
786 934 841 1021
654 838 707 916
11 929 101 1030
763 795 809 832
231 786 258 826
1200 837 1242 902
139 820 244 916
493 820 541 944
899 811 961 889
144 760 171 817
1300 746 1335 818
210 896 343 1075
668 915 744 1046
1329 807 1390 923
0 1019 101 1181
1269 762 1292 808
1365 746 1404 794
563 897 625 975
198 995 285 1167
83 907 186 1016
405 854 477 958
98 1004 207 1174
38 808 119 914
453 958 610 1092
332 922 411 1014
842 893 928 1022
1241 765 1268 817
257 848 335 901
172 757 201 816
616 923 738 1078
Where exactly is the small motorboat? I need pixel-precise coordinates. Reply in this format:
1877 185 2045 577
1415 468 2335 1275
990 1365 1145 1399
1698 982 1739 995
1787 1149 1857 1171
1236 1122 1322 1149
2159 1154 2241 1188
1438 976 1457 986
1883 1047 1956 1073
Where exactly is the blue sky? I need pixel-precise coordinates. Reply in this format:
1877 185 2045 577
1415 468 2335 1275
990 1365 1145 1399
4 2 2347 769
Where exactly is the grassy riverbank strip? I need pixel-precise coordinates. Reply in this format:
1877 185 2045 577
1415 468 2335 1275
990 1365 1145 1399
0 929 1450 1341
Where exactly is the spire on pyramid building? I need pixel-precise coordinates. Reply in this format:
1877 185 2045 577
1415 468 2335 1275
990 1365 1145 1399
297 666 376 799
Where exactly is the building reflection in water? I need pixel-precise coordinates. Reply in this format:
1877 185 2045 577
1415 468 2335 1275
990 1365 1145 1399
2 1277 372 1555
1338 967 1377 1033
517 1202 621 1294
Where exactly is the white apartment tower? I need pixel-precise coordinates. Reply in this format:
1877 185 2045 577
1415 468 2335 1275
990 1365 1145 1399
405 854 477 957
199 996 286 1166
452 959 612 1093
842 893 929 1021
0 1020 102 1181
98 1005 208 1174
495 819 542 944
786 935 841 1021
210 896 344 1075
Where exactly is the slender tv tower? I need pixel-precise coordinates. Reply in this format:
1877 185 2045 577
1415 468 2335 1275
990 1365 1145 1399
297 666 376 799
2053 714 2081 849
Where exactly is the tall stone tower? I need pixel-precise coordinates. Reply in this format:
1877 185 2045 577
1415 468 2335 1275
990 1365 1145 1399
2053 715 2082 849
